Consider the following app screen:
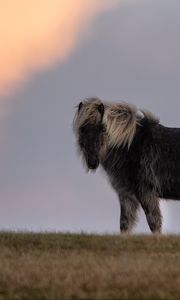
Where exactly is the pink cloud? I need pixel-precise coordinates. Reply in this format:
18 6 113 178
0 0 118 95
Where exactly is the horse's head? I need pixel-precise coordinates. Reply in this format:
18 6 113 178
74 99 106 170
79 122 105 170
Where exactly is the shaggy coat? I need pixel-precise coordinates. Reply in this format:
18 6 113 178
74 97 180 233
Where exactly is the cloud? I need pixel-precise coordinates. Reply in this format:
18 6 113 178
0 0 118 95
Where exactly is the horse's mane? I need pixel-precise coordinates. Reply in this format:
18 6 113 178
74 97 159 149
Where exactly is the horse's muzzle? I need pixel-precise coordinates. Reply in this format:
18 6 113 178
87 158 99 170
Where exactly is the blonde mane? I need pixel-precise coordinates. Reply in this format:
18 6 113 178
103 102 139 148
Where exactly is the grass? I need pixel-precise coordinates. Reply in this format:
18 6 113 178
0 232 180 299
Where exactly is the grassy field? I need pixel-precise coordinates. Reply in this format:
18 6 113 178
0 232 180 299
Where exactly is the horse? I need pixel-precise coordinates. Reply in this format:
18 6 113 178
74 97 180 233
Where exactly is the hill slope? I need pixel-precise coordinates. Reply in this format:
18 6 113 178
0 232 180 299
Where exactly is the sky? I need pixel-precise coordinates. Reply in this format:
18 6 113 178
0 0 180 233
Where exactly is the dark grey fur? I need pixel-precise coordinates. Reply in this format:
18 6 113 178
75 101 180 233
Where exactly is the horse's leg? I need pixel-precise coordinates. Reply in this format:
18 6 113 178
119 191 139 233
140 195 162 233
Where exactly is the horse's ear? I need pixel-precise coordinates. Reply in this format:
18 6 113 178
78 102 83 112
98 103 104 121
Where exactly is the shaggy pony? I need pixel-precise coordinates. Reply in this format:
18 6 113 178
74 97 180 233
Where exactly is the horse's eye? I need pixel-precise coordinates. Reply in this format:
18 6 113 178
98 124 106 133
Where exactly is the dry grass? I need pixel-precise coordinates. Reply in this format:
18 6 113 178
0 232 180 299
